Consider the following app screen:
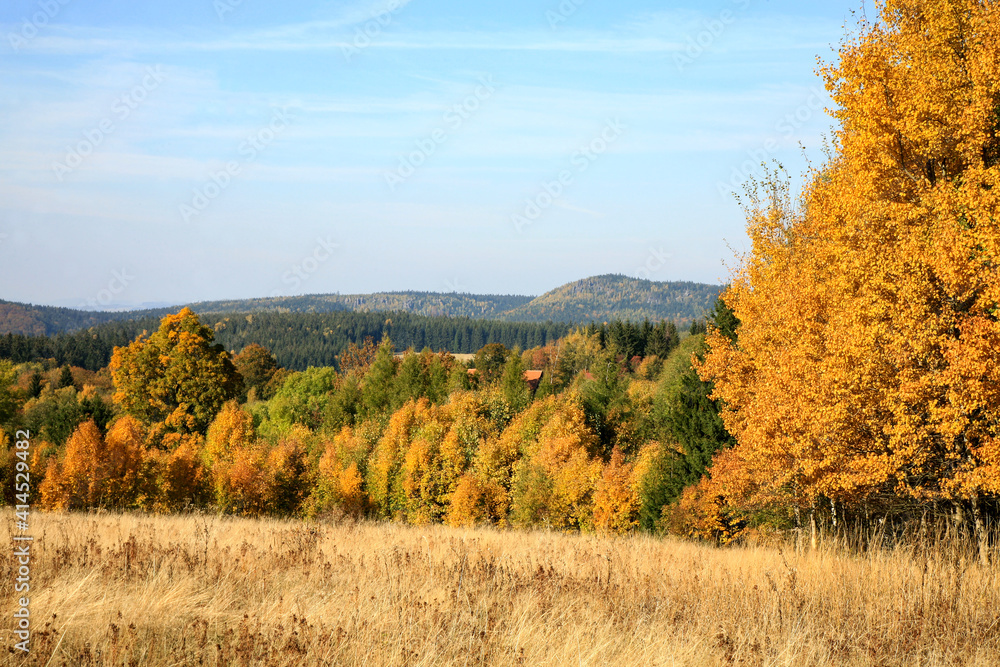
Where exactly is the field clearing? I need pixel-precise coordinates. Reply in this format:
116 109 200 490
2 511 1000 666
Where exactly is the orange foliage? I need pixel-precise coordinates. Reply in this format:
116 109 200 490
700 0 1000 518
592 447 639 534
510 395 602 530
445 474 483 527
315 427 371 517
471 395 560 524
204 400 255 466
39 420 109 510
150 434 206 511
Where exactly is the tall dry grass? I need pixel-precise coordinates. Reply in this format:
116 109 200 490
2 511 1000 666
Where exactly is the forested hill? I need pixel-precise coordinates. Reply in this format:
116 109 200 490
500 276 723 324
185 292 532 320
187 276 721 325
0 275 724 336
0 300 170 337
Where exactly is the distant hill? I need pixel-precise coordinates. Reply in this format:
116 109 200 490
183 277 722 325
0 300 171 336
0 275 724 336
184 292 533 320
500 275 723 324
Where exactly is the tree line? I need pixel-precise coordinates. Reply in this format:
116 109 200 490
0 305 731 536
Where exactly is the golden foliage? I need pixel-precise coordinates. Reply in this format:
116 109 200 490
204 400 255 467
510 395 602 530
592 446 640 533
110 308 240 433
314 427 371 517
39 420 108 510
149 433 206 511
444 473 483 527
700 0 1000 518
102 416 147 506
471 395 560 524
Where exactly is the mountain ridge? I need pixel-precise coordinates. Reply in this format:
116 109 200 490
0 275 724 336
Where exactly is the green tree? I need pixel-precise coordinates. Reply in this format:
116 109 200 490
0 361 20 428
642 297 739 524
473 343 509 386
268 366 339 430
425 352 449 404
232 343 280 401
361 339 398 416
581 354 633 458
109 308 241 434
448 360 472 393
28 371 44 399
323 373 362 432
395 351 426 405
501 347 530 413
57 365 76 390
646 321 680 359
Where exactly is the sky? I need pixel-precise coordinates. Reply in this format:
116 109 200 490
0 0 861 309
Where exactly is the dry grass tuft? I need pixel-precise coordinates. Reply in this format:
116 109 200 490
3 511 1000 665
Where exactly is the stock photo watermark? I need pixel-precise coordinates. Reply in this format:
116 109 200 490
214 0 246 21
716 87 826 197
179 106 294 222
511 118 626 233
384 75 497 191
546 0 586 28
6 0 72 50
443 277 468 293
11 429 33 653
341 0 407 62
270 236 339 296
673 0 751 72
52 66 166 182
635 247 673 281
77 268 135 310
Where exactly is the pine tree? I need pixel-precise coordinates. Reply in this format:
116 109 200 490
57 365 75 389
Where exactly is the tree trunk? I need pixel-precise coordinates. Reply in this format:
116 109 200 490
810 508 817 550
972 495 989 567
795 505 802 553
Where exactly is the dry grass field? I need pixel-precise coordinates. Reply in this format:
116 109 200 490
2 511 1000 666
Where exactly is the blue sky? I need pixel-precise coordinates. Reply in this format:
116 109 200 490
0 0 859 308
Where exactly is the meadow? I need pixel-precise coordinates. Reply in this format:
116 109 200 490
3 511 1000 666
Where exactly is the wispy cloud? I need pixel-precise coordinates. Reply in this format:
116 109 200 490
5 9 837 57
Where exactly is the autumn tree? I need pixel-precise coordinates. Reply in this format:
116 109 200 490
102 415 148 507
204 400 255 467
148 433 207 511
337 336 379 375
232 343 280 401
470 395 559 524
592 446 640 533
699 0 1000 551
313 426 371 517
110 308 241 433
510 395 603 530
40 420 106 509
